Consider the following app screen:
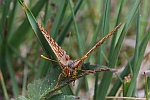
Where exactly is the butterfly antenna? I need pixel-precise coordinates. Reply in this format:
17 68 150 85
41 55 57 62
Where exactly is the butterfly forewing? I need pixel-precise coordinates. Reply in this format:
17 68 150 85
38 23 71 66
84 23 122 57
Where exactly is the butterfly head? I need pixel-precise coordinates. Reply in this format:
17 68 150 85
61 57 87 77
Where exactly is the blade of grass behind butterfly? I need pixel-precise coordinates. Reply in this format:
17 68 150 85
109 1 149 96
68 0 83 64
8 0 18 34
0 0 11 37
0 0 20 96
86 0 97 29
109 1 143 96
0 0 11 81
35 0 54 79
57 0 83 45
9 0 47 47
68 0 92 95
65 0 85 95
92 12 103 100
83 1 104 96
77 1 103 96
18 0 57 63
109 27 150 96
126 7 146 97
147 77 150 98
17 4 58 96
5 48 19 96
99 0 141 99
100 0 124 97
36 59 51 79
0 69 9 100
109 0 124 54
18 0 58 86
75 0 103 96
94 0 111 99
50 0 68 39
139 0 149 40
97 0 142 99
124 7 140 96
43 0 49 25
97 0 110 68
118 8 140 97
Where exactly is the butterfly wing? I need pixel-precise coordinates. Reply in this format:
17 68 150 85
83 23 122 58
71 23 122 69
38 23 71 66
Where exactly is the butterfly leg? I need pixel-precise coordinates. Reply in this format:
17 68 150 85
54 72 64 89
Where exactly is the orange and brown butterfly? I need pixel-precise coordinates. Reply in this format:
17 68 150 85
38 23 122 88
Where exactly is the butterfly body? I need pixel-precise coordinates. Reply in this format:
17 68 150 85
38 24 85 81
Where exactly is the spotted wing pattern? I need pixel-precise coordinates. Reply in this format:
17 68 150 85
84 23 122 57
38 23 71 66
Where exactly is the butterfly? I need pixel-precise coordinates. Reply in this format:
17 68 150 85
38 23 122 88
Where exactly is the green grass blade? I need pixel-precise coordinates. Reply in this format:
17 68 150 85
43 0 49 24
22 66 28 96
117 6 141 97
75 78 83 95
109 27 150 96
98 0 142 99
123 77 131 97
8 0 19 33
57 0 83 45
140 0 150 40
126 29 150 96
0 0 11 37
35 59 51 79
125 7 141 96
144 73 149 100
95 0 111 99
10 0 47 47
95 0 121 98
69 0 83 57
0 5 10 82
147 77 150 98
109 0 124 53
50 0 68 39
61 86 74 95
109 56 133 96
5 48 19 96
68 0 85 95
18 0 57 61
0 70 9 100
